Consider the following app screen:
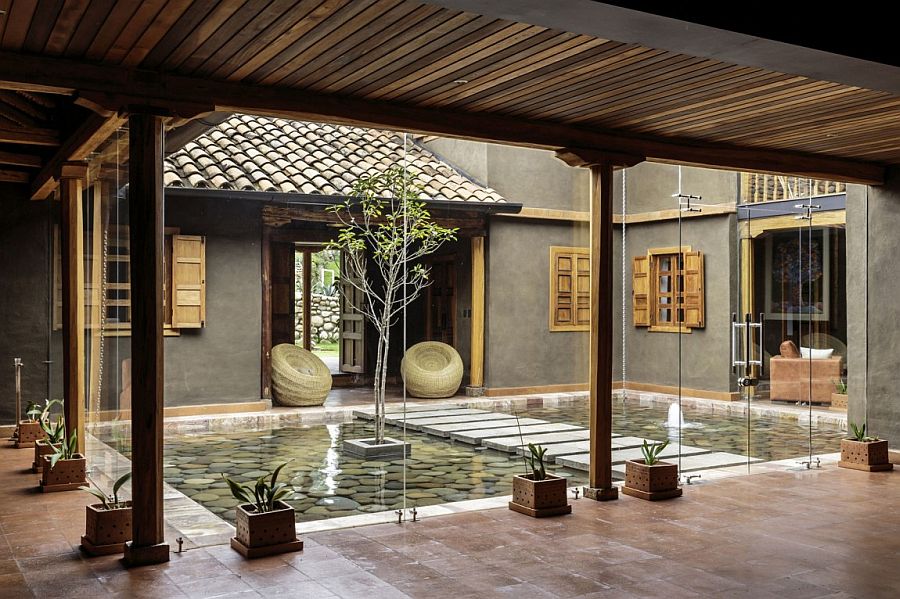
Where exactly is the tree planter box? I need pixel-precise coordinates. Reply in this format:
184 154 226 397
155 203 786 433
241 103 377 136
839 439 893 472
15 421 43 448
508 473 571 517
81 502 132 556
230 500 303 558
32 439 57 474
831 393 848 411
40 454 87 492
623 459 683 501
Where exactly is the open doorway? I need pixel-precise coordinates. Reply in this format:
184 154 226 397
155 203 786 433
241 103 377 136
295 245 343 374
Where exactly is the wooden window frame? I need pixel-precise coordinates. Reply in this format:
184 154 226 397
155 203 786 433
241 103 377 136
634 245 704 333
549 246 590 332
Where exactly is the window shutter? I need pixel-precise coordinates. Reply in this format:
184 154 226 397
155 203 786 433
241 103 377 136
632 255 650 326
682 250 704 328
171 235 206 328
554 249 575 328
574 253 591 327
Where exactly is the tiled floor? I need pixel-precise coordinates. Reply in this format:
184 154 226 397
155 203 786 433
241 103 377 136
2 442 898 598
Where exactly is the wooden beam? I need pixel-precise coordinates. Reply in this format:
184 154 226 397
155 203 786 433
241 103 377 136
59 162 87 456
123 113 170 567
0 125 58 146
0 150 42 168
469 236 485 389
586 162 617 501
0 52 886 184
0 169 29 183
494 207 591 223
31 112 126 200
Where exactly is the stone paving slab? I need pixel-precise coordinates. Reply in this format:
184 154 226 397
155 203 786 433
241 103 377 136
481 430 592 451
612 436 657 448
352 404 464 419
383 409 489 424
420 418 547 437
515 441 591 458
401 413 516 431
450 423 584 445
558 447 749 472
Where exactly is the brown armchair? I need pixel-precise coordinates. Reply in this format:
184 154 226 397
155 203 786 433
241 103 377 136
769 341 841 404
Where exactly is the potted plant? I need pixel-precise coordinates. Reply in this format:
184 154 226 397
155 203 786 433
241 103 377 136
831 379 848 411
33 415 65 474
839 423 893 472
15 399 58 449
623 440 683 501
79 472 133 556
40 430 86 492
509 443 572 517
223 462 303 558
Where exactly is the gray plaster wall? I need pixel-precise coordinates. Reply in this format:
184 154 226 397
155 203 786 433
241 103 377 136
619 215 738 393
485 220 590 388
614 163 739 213
0 194 63 424
849 174 900 443
163 195 262 405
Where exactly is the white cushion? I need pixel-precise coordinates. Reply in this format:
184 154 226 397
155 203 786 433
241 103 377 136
800 346 834 360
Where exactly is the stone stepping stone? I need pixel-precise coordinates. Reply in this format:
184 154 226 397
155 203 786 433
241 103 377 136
384 409 488 424
481 429 592 452
402 413 515 431
421 418 546 437
353 404 463 419
450 423 583 445
515 441 590 458
554 444 711 471
613 436 656 448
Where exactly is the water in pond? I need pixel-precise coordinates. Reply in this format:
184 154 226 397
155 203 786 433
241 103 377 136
106 399 844 524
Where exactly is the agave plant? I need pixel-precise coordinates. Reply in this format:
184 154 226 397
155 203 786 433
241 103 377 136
48 429 78 469
833 379 848 394
223 462 293 513
80 472 132 510
640 439 670 466
849 422 878 442
524 443 548 481
40 415 66 445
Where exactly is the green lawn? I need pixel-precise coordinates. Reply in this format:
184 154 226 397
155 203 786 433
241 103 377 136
313 341 339 357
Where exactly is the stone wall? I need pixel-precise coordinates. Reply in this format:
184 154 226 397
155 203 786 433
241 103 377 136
296 294 340 345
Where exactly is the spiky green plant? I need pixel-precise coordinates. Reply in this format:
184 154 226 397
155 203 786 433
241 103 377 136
40 415 66 444
223 462 293 513
849 422 878 442
524 444 548 481
79 472 132 510
833 379 848 394
25 398 61 423
640 439 669 466
48 429 78 469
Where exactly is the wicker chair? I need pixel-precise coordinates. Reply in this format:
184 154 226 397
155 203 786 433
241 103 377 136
270 344 332 407
401 341 464 399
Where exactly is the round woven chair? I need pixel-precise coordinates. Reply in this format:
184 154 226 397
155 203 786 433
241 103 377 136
401 341 463 399
270 344 332 407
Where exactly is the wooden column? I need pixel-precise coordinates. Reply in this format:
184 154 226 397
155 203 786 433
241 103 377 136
468 236 485 392
60 162 87 454
123 113 170 566
584 162 617 500
261 226 272 399
302 250 312 350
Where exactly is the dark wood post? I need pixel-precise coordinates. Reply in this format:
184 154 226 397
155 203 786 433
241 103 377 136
60 162 87 454
123 113 170 566
555 148 644 501
302 250 312 350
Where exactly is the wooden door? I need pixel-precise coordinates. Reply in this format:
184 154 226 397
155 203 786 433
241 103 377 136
271 242 296 346
426 256 456 345
339 251 365 373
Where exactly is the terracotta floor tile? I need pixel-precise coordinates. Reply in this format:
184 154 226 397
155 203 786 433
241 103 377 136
174 572 254 598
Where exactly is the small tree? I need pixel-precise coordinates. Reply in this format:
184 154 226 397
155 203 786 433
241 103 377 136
327 167 457 444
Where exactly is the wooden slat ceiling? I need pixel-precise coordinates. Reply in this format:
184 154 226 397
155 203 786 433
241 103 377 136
1 0 899 186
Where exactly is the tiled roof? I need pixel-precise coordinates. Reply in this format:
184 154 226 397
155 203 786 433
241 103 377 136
164 114 505 203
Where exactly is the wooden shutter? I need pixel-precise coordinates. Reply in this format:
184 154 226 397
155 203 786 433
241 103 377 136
552 247 575 329
574 253 590 326
171 235 206 328
339 250 365 373
632 255 650 326
682 250 705 328
270 241 295 345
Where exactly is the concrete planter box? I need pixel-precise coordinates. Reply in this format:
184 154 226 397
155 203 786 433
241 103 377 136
343 437 411 459
40 454 86 492
839 439 893 472
15 420 43 448
623 459 682 501
32 439 57 474
81 502 132 556
230 500 303 558
509 473 571 517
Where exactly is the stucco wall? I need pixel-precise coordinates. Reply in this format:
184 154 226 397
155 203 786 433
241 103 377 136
485 220 590 389
0 194 63 424
848 174 900 443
